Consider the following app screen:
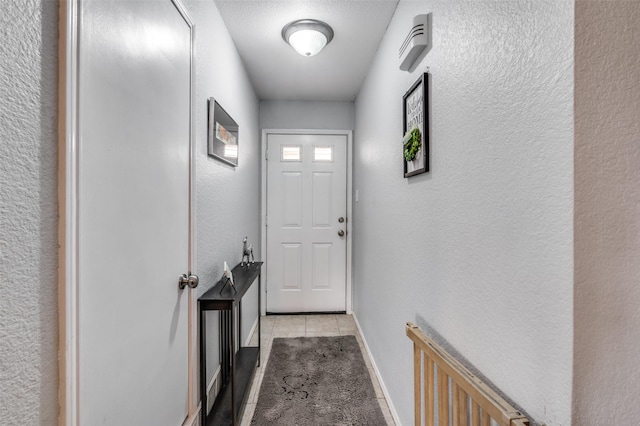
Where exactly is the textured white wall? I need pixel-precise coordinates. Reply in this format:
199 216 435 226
183 0 261 384
260 100 355 130
0 0 59 424
353 1 573 425
574 1 640 424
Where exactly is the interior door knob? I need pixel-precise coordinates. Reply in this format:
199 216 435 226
188 274 199 289
338 230 345 237
179 274 199 290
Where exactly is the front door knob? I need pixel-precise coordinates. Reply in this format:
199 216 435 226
338 230 345 237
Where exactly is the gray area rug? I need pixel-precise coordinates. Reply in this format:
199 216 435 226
251 335 387 425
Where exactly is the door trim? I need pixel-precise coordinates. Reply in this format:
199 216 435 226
58 2 80 424
260 129 353 315
57 1 198 424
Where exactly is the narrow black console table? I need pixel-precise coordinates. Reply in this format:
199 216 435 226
199 262 263 426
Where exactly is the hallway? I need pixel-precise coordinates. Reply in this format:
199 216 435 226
240 315 395 425
3 1 640 425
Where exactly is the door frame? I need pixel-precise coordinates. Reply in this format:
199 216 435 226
260 129 353 316
57 1 199 425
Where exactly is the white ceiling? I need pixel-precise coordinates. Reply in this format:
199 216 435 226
214 0 399 102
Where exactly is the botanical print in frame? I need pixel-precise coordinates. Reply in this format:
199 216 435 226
403 73 429 177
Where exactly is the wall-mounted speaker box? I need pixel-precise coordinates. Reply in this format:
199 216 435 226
399 14 429 71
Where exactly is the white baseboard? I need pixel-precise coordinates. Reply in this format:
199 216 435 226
181 410 200 426
245 316 259 346
182 366 220 426
353 313 402 426
206 365 222 415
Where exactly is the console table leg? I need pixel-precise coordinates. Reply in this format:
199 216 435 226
238 300 242 351
200 308 207 426
258 273 261 367
230 303 236 425
221 310 228 383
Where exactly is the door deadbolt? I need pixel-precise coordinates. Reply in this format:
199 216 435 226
178 274 199 290
338 217 345 223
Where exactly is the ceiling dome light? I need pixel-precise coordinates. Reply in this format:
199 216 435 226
282 19 334 57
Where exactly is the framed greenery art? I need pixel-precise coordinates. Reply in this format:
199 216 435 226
402 73 429 177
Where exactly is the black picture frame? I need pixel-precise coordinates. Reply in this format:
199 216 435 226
402 73 429 177
208 98 239 167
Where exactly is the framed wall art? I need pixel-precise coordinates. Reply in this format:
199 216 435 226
402 73 429 177
208 97 239 167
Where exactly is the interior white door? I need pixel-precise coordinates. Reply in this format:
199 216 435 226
266 133 348 312
76 1 193 424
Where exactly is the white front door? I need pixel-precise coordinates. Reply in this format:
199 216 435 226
74 1 194 424
266 133 348 312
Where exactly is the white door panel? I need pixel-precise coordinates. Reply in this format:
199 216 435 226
77 1 192 424
266 134 347 312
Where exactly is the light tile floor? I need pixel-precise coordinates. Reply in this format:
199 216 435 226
240 314 396 425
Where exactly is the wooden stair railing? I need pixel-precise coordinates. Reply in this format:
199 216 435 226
407 322 530 426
